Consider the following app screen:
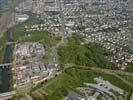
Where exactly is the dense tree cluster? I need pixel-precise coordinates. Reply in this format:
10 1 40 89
125 63 133 73
58 37 114 69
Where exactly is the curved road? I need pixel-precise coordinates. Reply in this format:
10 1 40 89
64 64 133 88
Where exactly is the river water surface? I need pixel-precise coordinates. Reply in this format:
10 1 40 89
1 29 12 92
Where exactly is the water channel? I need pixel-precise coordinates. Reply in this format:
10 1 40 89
1 29 12 92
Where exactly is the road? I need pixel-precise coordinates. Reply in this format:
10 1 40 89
130 93 133 100
64 64 133 76
64 64 133 88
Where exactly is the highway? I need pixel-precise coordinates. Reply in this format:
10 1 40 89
64 64 133 76
64 64 133 88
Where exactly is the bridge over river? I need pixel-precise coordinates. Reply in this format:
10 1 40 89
0 63 12 67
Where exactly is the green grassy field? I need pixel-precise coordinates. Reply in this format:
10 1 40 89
30 67 132 100
119 74 133 85
124 76 133 84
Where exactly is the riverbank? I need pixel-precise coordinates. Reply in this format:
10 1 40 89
0 34 6 63
0 10 16 38
0 33 6 91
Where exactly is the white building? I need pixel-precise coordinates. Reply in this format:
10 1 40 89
16 14 29 23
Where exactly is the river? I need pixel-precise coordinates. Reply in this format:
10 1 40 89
0 0 7 4
1 29 12 92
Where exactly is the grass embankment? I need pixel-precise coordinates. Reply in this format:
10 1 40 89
0 34 6 87
0 34 6 63
58 37 115 69
30 67 132 100
119 74 133 85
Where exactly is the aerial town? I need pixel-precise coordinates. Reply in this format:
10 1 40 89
0 0 132 100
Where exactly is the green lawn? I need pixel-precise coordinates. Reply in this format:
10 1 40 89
19 31 57 46
120 74 133 85
30 68 132 100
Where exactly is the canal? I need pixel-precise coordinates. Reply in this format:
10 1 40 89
1 29 12 92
